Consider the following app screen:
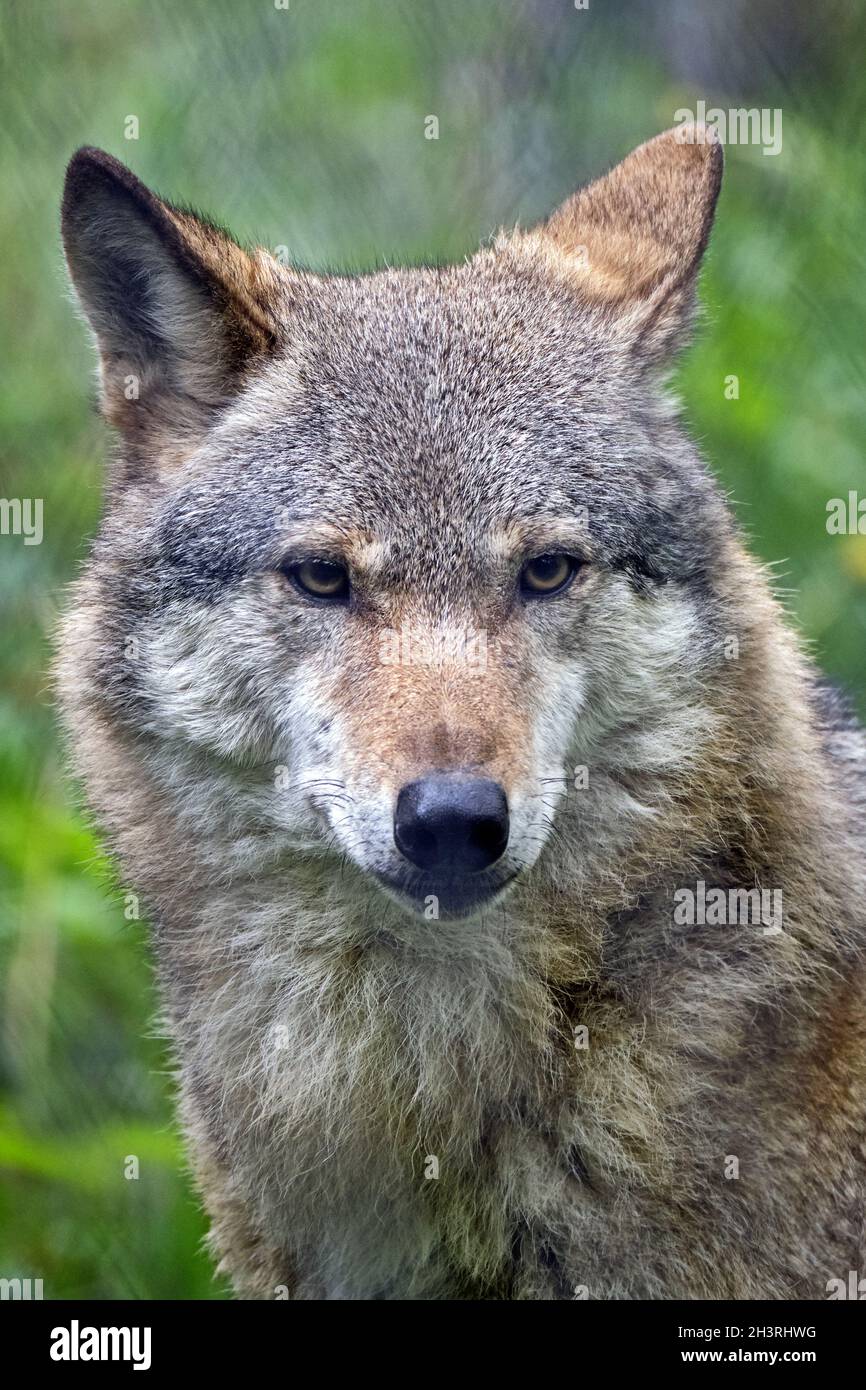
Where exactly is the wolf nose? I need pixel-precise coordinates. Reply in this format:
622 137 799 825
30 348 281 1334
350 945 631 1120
394 775 509 874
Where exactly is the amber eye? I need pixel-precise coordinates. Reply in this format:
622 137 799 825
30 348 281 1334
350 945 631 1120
288 558 350 602
520 553 579 598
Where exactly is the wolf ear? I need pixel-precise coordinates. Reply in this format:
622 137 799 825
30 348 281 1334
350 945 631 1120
61 147 287 442
521 125 723 364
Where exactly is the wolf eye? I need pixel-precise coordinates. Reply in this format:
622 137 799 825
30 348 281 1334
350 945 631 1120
287 558 350 602
520 553 579 597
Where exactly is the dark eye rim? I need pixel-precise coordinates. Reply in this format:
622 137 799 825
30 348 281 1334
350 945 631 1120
519 552 583 599
282 557 351 604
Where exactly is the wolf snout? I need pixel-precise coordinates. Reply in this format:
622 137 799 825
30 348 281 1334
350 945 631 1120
393 775 509 874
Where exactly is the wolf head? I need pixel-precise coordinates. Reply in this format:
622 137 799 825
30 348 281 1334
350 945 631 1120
61 127 735 927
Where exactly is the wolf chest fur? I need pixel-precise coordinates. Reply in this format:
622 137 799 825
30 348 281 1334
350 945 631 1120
58 126 866 1299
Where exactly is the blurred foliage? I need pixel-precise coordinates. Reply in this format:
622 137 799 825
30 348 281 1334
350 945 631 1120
0 0 864 1298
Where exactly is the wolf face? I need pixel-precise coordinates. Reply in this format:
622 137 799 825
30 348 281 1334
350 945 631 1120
61 128 728 929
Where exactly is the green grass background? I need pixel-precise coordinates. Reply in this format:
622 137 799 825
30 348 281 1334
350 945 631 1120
1 0 864 1298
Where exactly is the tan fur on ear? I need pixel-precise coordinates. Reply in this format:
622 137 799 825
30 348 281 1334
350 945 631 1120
157 203 284 365
517 125 723 359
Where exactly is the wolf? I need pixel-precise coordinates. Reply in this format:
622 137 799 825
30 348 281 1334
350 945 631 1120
57 126 866 1299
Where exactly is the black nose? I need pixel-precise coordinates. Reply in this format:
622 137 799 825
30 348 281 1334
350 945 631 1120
394 775 509 875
